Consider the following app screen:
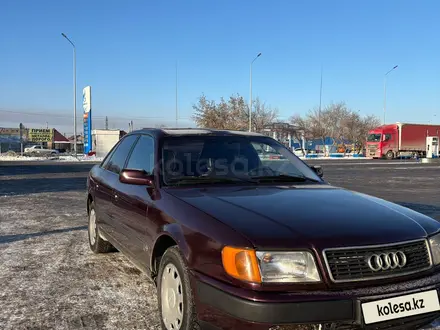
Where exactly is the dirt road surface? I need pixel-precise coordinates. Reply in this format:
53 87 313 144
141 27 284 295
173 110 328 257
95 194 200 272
1 161 440 329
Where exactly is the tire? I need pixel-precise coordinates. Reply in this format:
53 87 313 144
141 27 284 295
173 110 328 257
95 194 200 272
88 201 114 253
385 150 394 160
157 246 199 330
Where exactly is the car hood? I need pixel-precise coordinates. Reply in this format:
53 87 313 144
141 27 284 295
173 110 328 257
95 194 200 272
167 184 440 249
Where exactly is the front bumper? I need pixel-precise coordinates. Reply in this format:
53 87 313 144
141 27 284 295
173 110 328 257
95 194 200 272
192 271 440 330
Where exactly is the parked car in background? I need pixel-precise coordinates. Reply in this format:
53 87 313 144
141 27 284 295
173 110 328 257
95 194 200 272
87 128 440 330
24 145 59 155
292 147 305 157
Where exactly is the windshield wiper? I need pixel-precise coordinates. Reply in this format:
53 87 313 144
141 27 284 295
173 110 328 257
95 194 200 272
167 176 258 185
250 174 320 183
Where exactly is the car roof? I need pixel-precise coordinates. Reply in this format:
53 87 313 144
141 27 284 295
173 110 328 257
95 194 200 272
127 127 266 139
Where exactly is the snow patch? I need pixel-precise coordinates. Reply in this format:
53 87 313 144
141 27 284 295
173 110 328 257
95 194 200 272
0 154 103 162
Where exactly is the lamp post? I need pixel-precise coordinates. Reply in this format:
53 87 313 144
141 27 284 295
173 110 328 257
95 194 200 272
383 65 398 125
249 52 262 132
61 33 77 156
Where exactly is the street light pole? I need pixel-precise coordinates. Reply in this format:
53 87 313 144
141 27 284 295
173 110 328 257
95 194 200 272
249 52 262 132
383 65 398 125
61 33 77 157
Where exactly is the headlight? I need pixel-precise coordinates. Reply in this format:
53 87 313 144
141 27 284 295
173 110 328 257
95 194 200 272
429 233 440 265
221 246 321 283
256 251 321 283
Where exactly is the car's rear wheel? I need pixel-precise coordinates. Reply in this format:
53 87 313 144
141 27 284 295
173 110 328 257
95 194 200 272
88 201 114 253
157 246 199 330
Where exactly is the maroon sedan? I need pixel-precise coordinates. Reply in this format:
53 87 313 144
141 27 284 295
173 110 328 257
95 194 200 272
86 128 440 330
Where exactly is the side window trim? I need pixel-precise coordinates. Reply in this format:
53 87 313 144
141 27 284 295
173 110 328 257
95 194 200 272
122 134 141 169
125 134 156 173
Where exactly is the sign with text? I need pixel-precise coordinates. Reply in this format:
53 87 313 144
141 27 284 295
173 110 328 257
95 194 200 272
83 86 92 154
83 86 91 113
28 129 53 142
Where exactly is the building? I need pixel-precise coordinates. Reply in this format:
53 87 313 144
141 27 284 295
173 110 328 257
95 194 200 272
0 127 70 153
92 129 126 157
262 122 306 151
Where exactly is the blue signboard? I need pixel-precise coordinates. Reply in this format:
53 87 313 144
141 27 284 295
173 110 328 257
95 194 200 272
82 86 92 154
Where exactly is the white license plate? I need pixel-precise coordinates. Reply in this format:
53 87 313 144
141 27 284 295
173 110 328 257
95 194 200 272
362 290 440 324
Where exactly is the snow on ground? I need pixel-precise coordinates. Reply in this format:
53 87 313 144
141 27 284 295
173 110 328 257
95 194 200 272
58 155 104 162
0 169 160 330
0 154 104 162
299 156 371 160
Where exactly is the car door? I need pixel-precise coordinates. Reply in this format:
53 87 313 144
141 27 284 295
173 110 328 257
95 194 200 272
92 145 119 236
98 134 139 244
112 134 156 270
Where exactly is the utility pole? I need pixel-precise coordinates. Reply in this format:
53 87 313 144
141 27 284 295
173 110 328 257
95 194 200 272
249 53 262 132
19 123 24 156
61 33 77 157
383 65 398 125
319 65 323 139
105 116 108 130
175 61 178 128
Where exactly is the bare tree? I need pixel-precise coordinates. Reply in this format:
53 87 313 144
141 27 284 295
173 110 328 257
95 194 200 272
192 94 222 129
251 98 279 133
291 108 332 153
192 94 277 131
290 102 380 154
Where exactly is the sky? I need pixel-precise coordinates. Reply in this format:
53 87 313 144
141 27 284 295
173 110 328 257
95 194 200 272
1 0 440 135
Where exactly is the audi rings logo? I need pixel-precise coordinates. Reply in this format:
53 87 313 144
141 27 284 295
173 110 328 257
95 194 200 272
367 251 407 271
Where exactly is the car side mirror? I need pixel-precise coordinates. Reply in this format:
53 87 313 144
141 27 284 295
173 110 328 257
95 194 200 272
310 165 323 178
119 169 154 186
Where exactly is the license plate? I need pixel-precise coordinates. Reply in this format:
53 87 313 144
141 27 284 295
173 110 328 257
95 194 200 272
362 290 440 324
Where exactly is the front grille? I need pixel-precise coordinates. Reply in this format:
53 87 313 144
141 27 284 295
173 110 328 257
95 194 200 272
367 144 378 156
324 239 432 282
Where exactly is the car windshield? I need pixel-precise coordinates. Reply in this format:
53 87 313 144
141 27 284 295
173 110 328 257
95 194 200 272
367 133 382 142
161 135 321 185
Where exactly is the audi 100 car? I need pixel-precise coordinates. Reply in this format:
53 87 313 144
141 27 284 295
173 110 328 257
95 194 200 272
86 128 440 330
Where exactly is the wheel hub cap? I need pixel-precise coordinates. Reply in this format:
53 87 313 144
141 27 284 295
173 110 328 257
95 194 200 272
89 209 96 245
161 263 183 330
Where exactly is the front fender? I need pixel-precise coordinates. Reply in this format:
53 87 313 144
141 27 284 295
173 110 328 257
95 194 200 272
150 223 191 271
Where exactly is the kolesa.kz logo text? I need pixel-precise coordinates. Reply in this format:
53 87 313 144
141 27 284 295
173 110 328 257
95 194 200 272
377 298 425 316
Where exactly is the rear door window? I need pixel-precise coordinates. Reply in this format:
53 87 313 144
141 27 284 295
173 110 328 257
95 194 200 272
105 135 139 174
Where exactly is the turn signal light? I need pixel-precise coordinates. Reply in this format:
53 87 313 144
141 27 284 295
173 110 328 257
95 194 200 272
221 246 261 283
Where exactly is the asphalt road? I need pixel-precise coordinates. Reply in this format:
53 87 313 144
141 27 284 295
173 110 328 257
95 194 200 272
1 160 440 330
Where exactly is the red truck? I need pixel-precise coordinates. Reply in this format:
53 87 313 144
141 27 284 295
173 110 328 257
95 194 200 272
366 122 440 159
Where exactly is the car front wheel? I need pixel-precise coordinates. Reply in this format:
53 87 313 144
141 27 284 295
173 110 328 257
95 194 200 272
385 150 394 160
158 246 199 330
